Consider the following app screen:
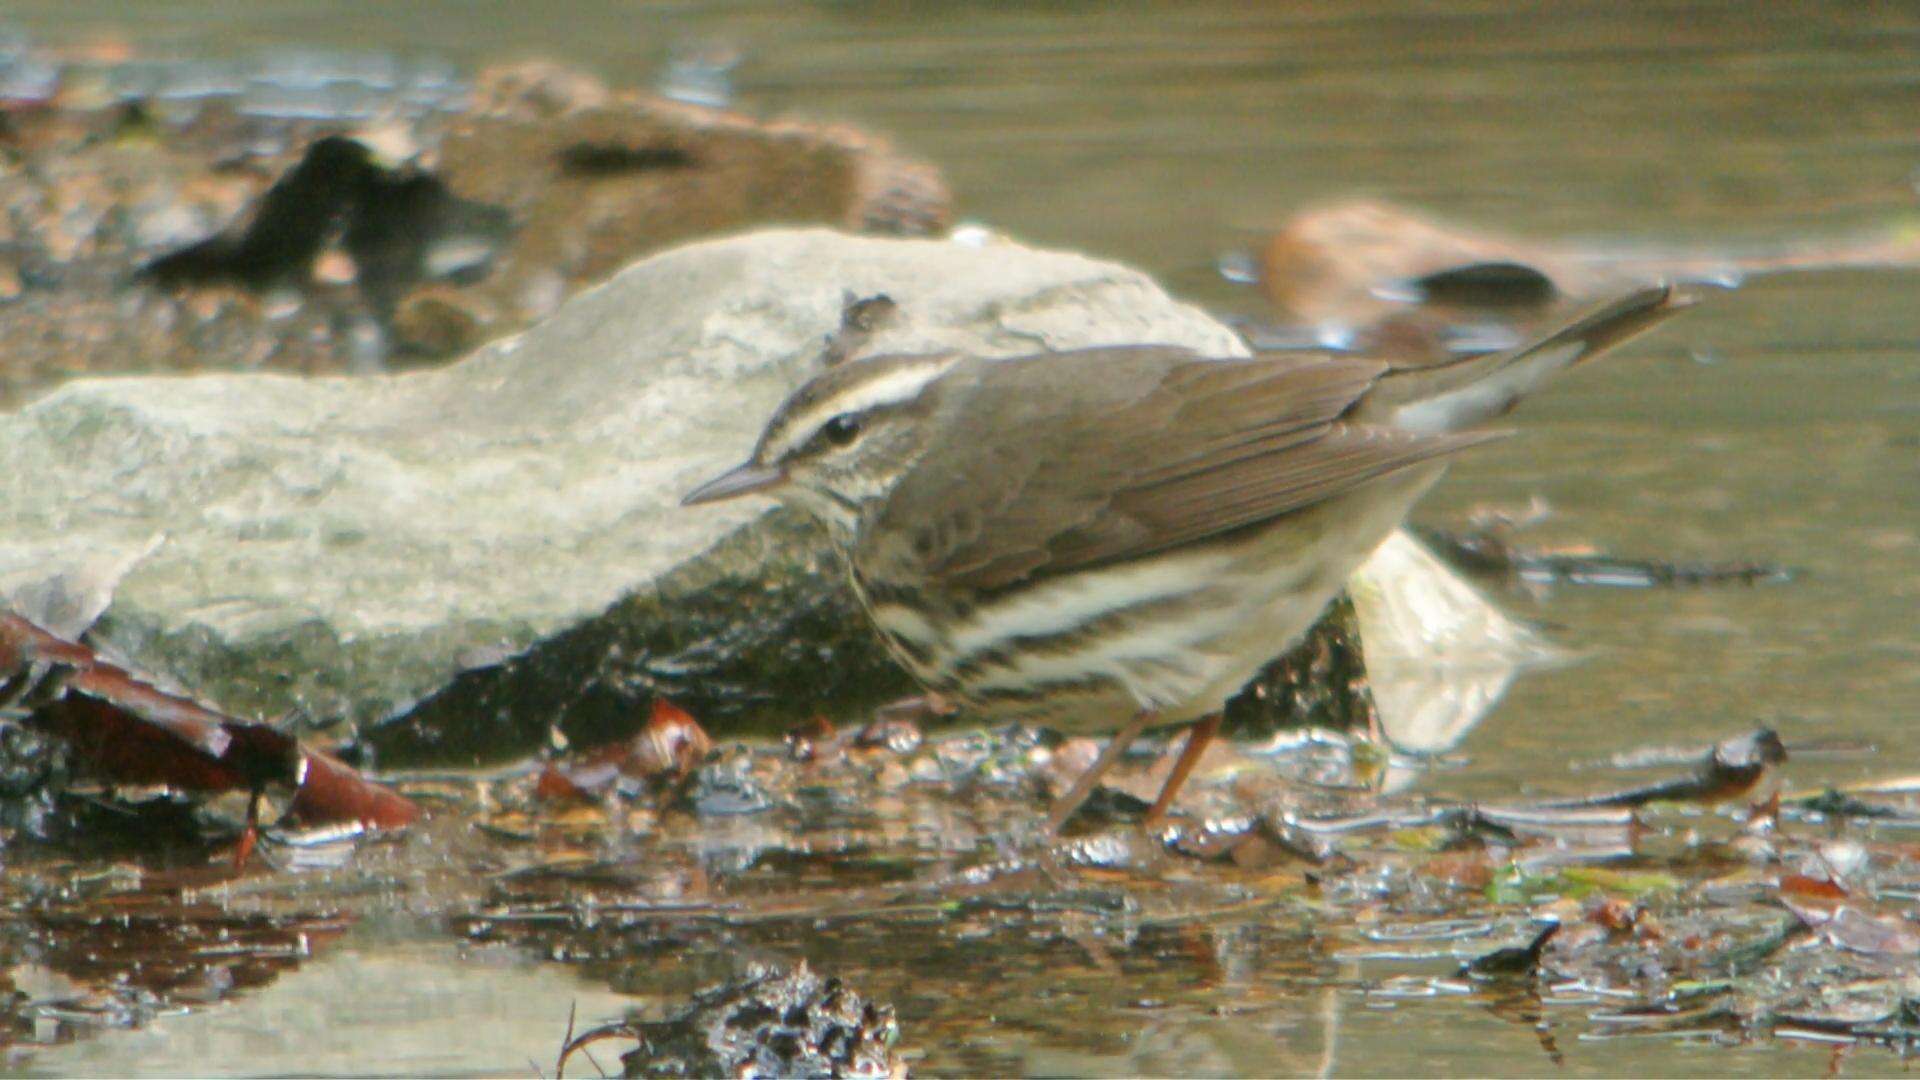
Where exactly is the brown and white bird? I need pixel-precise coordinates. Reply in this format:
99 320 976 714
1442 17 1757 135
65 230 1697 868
684 286 1688 831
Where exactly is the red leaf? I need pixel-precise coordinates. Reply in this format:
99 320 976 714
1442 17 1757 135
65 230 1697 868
534 698 713 802
1779 874 1849 901
39 697 247 791
634 699 713 776
290 749 422 830
4 611 419 832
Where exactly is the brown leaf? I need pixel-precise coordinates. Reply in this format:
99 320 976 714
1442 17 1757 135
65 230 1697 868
1779 873 1850 902
3 611 419 832
1585 895 1640 933
38 696 245 791
628 699 714 777
289 749 422 830
535 698 714 801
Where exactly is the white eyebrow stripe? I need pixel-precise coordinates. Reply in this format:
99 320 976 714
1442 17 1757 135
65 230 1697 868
765 355 959 460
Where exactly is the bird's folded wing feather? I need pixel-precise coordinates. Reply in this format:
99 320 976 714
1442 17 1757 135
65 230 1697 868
870 346 1495 594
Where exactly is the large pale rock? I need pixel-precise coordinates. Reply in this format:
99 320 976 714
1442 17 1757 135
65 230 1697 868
0 227 1544 763
0 230 1239 751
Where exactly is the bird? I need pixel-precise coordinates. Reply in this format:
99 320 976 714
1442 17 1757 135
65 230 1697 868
683 285 1689 832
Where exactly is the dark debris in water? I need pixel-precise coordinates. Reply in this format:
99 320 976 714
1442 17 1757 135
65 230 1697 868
1462 920 1560 979
362 510 922 765
1412 521 1795 591
15 680 1920 1069
0 46 950 406
1536 728 1787 814
442 714 1920 1069
559 960 904 1079
138 133 514 316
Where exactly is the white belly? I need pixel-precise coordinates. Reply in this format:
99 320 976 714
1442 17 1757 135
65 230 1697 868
856 465 1447 735
1039 465 1444 732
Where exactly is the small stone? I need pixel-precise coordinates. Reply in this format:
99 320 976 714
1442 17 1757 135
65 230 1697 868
350 118 421 166
133 202 209 251
261 288 303 321
391 287 487 356
312 249 358 286
683 748 775 817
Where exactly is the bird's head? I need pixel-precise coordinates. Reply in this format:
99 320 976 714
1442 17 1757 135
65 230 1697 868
681 351 961 535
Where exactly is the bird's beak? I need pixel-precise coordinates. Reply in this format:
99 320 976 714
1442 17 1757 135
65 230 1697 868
681 462 788 506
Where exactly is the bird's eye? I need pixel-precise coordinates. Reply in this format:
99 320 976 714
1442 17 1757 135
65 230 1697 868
822 413 863 446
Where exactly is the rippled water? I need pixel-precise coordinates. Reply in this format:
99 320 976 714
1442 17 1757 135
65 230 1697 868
8 1 1919 1076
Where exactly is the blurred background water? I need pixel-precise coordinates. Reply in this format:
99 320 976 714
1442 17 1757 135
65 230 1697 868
6 1 1918 1075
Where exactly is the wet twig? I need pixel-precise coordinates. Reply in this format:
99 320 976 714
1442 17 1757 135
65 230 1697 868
1412 524 1794 589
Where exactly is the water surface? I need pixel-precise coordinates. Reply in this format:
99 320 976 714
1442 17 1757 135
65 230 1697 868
7 2 1918 1075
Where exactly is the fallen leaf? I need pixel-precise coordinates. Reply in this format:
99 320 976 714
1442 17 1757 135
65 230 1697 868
1778 874 1849 902
535 698 714 801
2 611 419 832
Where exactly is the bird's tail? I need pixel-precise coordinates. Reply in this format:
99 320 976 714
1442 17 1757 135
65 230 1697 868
1359 284 1695 435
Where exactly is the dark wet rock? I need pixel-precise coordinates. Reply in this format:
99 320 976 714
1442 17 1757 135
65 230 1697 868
1462 920 1560 979
1247 198 1920 341
0 53 948 407
1223 592 1377 739
615 961 903 1079
370 509 917 764
0 724 65 843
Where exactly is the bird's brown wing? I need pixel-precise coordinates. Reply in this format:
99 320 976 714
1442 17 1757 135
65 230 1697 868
867 345 1493 594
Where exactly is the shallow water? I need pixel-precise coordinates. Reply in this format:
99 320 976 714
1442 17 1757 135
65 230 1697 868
6 1 1920 1076
16 913 1883 1079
